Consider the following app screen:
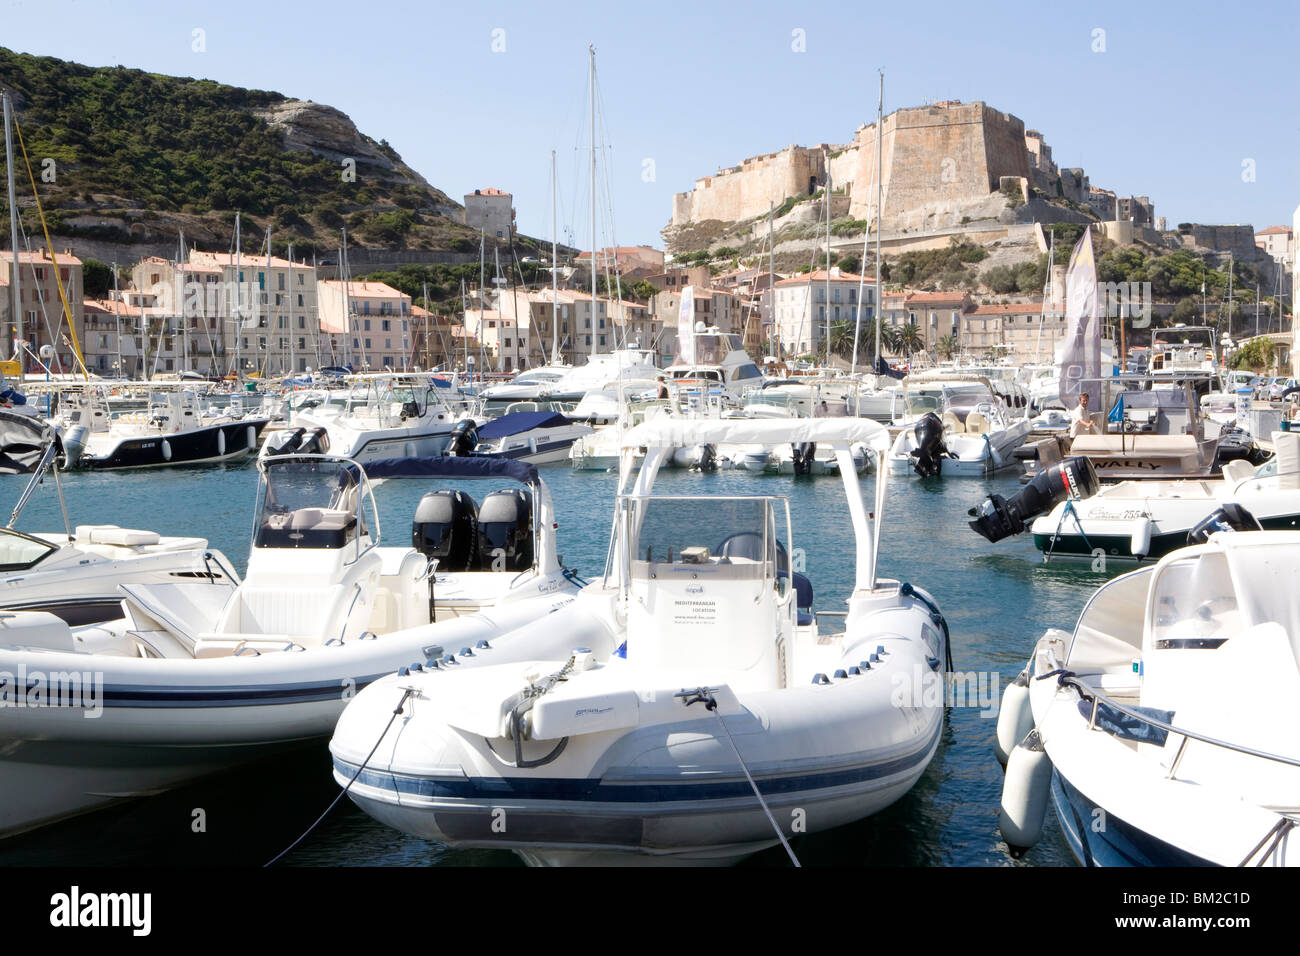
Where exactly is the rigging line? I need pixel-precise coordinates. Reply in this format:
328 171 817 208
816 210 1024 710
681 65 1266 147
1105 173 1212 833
11 110 86 378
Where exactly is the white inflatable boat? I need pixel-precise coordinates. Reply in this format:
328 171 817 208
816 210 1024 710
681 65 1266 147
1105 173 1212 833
0 454 583 838
331 417 951 865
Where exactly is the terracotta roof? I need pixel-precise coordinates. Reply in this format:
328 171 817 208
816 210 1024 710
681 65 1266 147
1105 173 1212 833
318 280 408 299
906 291 970 305
469 188 510 197
970 302 1044 315
189 251 305 271
773 269 873 288
1256 225 1292 236
0 249 83 266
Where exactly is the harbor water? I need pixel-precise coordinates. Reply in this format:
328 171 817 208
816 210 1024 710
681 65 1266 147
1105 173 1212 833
0 460 1114 867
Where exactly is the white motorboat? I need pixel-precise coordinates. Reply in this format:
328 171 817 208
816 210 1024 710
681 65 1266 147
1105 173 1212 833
480 365 571 405
888 376 1032 477
260 373 467 463
542 349 660 403
1064 380 1220 481
1021 433 1300 562
331 416 950 865
0 412 240 626
998 516 1300 865
662 330 764 406
55 387 269 469
0 453 583 838
444 411 593 465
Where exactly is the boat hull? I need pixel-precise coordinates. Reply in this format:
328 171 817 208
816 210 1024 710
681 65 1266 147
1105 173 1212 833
80 418 270 470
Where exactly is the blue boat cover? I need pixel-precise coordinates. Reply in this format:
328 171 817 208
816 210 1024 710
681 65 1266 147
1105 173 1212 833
475 411 570 440
1076 699 1174 746
362 455 538 484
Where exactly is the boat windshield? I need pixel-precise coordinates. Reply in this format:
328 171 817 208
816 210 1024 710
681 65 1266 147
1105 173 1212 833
0 527 57 571
619 495 791 576
255 458 370 549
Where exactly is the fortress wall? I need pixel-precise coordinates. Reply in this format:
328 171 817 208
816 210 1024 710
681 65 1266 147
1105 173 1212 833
670 146 825 226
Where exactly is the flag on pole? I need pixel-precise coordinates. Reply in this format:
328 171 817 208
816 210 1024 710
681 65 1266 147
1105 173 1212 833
677 286 697 365
1058 228 1101 413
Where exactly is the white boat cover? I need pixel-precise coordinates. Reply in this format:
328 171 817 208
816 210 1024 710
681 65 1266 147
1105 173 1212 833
621 417 891 453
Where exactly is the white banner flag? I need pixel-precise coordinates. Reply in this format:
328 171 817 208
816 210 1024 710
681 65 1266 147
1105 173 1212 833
677 286 696 365
1058 229 1100 410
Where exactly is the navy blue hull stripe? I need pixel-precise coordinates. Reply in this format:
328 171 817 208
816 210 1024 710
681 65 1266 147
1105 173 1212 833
339 717 943 804
1051 771 1216 866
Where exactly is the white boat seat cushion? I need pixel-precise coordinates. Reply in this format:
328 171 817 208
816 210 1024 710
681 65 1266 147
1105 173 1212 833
213 583 355 643
76 525 162 547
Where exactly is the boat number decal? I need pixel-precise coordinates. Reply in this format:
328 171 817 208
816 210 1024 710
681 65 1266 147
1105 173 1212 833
1084 508 1151 520
575 706 613 717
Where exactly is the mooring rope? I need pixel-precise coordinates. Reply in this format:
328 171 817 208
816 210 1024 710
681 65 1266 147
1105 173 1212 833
683 687 800 867
264 686 414 867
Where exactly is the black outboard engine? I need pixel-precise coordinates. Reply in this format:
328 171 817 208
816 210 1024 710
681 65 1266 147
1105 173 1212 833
694 443 719 473
413 489 478 572
968 455 1100 543
297 427 330 455
446 420 479 457
1186 503 1261 545
264 427 305 457
911 412 948 477
791 442 816 476
477 488 534 571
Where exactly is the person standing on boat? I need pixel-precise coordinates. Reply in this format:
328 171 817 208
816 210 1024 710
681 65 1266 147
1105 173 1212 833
656 376 669 400
1069 391 1099 437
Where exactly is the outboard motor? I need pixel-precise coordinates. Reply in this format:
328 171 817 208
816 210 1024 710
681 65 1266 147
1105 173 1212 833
968 455 1100 543
693 443 719 473
297 427 330 455
60 425 88 467
1186 503 1261 545
791 442 816 476
413 490 478 572
263 427 305 457
446 420 479 457
477 488 534 571
911 412 948 477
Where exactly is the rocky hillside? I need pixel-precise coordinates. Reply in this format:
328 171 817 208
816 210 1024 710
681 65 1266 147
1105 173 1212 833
0 48 508 259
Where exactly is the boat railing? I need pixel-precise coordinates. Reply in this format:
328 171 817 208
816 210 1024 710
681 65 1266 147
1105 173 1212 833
1231 467 1300 495
1048 670 1300 780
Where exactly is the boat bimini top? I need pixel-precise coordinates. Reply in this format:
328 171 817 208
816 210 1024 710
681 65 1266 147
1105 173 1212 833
618 417 892 593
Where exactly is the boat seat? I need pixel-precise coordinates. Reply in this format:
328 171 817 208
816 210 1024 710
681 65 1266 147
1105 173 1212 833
201 582 361 648
1220 459 1254 485
941 411 963 434
75 525 161 547
778 570 815 626
966 411 991 435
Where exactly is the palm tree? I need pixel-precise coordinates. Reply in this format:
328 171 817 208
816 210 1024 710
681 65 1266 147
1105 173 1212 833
825 320 855 360
879 324 901 356
898 322 924 361
935 334 957 360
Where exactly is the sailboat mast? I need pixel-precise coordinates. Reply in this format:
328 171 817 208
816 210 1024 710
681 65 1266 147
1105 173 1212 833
178 229 188 374
768 201 776 360
551 149 559 365
874 70 883 369
287 242 295 378
234 212 242 381
4 94 21 373
264 225 272 376
824 169 831 364
589 44 598 360
112 261 122 378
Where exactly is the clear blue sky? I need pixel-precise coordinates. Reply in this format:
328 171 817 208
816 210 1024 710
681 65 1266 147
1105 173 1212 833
3 0 1297 250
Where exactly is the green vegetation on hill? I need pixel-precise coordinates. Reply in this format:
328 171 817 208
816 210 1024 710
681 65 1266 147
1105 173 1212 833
0 47 472 252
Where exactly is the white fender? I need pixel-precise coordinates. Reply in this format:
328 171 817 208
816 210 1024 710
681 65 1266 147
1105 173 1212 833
1130 517 1152 559
246 425 256 450
218 428 227 457
994 670 1033 767
161 439 172 461
999 728 1053 851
